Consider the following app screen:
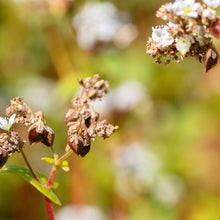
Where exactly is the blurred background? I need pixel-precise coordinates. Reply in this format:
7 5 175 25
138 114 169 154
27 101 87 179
1 0 220 219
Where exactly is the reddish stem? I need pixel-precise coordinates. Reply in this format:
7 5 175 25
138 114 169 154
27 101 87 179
46 165 58 188
45 197 55 220
20 147 55 220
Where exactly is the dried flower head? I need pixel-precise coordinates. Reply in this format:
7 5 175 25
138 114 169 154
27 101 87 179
146 0 220 72
6 97 55 147
6 97 35 125
0 131 24 156
66 74 118 157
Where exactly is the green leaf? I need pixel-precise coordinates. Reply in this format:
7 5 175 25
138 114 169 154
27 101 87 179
35 171 59 189
41 156 54 164
0 165 61 206
41 156 69 168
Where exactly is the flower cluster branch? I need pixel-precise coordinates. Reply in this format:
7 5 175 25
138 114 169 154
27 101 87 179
66 74 119 157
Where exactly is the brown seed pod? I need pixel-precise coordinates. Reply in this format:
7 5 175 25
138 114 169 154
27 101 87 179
68 135 84 155
200 46 218 72
41 126 55 147
28 124 44 144
28 123 54 147
0 148 8 168
67 135 90 157
79 145 90 157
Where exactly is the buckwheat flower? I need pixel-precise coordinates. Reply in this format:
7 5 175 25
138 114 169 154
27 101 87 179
175 36 192 55
0 114 16 132
202 7 216 20
172 0 203 18
166 2 178 13
152 26 174 49
203 0 220 9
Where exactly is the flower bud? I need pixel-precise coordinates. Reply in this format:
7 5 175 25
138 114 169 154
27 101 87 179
0 148 8 168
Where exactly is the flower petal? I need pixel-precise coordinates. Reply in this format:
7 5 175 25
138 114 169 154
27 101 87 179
8 114 16 126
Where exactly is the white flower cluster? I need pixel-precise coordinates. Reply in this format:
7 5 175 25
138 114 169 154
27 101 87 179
112 143 186 206
73 2 138 50
165 0 220 20
147 0 220 68
166 0 203 18
148 23 208 56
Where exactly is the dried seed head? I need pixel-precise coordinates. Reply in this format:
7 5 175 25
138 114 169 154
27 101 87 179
0 132 24 155
42 126 55 147
6 97 35 125
65 109 78 124
79 145 90 157
28 122 54 147
68 134 84 155
0 148 8 169
200 45 218 72
66 75 118 157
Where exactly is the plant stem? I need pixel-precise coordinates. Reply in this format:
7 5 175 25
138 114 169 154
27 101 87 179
20 147 55 220
19 147 41 183
45 197 55 220
46 148 73 188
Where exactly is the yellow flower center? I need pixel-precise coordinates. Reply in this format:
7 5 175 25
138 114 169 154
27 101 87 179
183 7 192 14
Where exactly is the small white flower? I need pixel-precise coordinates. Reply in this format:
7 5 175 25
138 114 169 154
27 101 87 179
169 0 203 18
175 36 192 55
203 0 220 8
152 26 174 49
0 114 16 131
202 7 216 20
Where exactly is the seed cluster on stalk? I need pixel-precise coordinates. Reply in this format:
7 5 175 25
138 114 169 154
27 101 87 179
146 0 220 72
6 97 55 147
65 74 119 157
0 97 55 168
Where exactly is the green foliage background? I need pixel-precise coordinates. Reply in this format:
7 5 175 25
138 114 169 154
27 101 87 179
1 0 220 219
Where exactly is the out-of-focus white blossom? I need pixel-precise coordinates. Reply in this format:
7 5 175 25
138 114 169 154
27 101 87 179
73 2 138 50
152 174 186 207
112 81 151 112
16 77 57 114
0 114 16 132
112 143 161 199
175 36 192 55
202 7 216 20
203 0 220 8
113 24 138 48
56 205 105 220
92 81 152 115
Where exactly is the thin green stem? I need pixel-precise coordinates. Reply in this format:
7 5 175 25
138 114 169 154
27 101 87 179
20 147 55 220
19 147 41 183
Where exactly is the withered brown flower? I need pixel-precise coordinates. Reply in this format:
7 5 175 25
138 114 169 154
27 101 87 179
65 74 118 157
